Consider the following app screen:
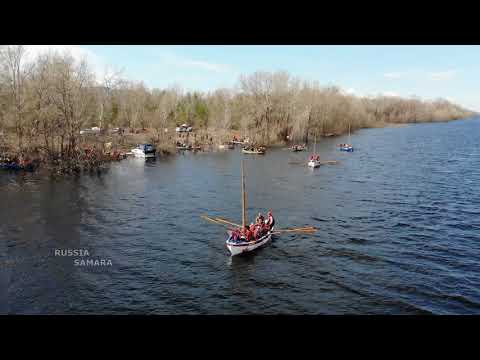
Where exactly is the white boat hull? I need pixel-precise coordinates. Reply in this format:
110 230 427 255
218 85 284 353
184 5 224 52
226 229 273 256
308 160 321 168
131 149 156 158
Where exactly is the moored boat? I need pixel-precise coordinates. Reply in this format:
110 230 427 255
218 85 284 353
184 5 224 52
219 142 234 150
131 144 156 158
176 142 193 150
242 145 266 155
291 144 306 152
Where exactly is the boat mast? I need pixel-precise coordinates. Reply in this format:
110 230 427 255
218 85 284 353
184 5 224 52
241 159 247 229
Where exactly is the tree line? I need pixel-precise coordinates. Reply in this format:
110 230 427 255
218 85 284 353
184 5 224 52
0 45 475 160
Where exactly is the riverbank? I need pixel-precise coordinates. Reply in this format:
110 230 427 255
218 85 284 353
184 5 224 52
1 116 475 174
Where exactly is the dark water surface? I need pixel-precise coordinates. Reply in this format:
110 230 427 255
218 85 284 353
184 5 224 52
1 118 480 314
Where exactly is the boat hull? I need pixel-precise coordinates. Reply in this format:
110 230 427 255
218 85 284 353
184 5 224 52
131 149 156 158
226 228 273 256
242 149 265 155
340 147 353 152
308 160 321 168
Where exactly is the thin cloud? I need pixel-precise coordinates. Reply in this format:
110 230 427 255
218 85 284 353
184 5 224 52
383 72 404 79
156 51 234 74
382 91 399 97
340 87 355 95
428 69 458 81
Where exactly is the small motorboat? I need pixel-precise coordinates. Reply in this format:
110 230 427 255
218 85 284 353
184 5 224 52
0 161 37 171
338 143 354 152
291 144 307 152
131 144 156 158
226 226 274 256
339 123 354 152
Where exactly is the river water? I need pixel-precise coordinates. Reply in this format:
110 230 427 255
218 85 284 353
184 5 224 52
1 118 480 314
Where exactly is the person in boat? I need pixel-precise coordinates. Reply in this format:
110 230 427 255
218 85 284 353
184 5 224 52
229 229 239 242
253 224 260 239
266 210 275 229
255 212 264 226
246 227 254 242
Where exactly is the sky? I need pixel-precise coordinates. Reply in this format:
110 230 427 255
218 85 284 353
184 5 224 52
24 45 480 111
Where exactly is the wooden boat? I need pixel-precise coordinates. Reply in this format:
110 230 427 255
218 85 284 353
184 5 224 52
226 226 274 256
291 144 306 152
225 160 273 256
307 135 321 168
176 142 192 150
201 161 317 256
242 146 266 155
308 157 321 168
218 142 234 150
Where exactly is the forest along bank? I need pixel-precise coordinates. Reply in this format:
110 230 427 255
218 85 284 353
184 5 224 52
0 45 476 174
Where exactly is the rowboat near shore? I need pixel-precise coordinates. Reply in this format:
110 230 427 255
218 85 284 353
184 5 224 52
291 144 307 152
218 142 235 150
242 145 266 155
131 144 156 158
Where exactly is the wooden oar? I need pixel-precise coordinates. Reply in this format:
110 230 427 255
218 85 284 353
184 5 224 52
320 160 339 165
214 217 242 228
201 215 230 226
273 227 317 234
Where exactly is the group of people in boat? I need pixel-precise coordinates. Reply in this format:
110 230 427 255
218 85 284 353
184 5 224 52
176 141 193 149
243 145 266 152
292 144 307 151
309 154 320 161
229 211 275 243
337 143 352 148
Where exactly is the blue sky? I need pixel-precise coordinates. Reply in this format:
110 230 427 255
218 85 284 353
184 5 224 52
65 45 479 111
